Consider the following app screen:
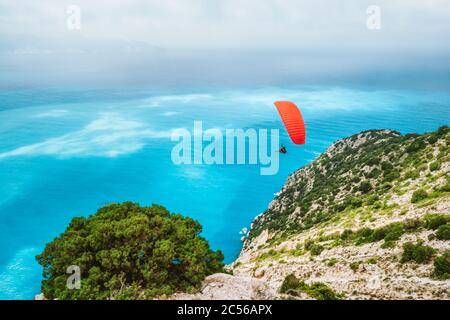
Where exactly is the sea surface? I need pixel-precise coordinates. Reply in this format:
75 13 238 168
0 85 449 299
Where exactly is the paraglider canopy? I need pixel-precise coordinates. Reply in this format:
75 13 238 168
274 101 306 145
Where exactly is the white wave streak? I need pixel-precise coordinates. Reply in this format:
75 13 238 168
0 113 171 159
33 109 69 118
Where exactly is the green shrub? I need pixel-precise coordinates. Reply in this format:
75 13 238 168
340 229 354 240
309 244 325 256
384 171 400 182
279 274 342 300
433 250 450 280
436 223 450 240
406 140 426 153
303 282 343 300
427 134 438 144
365 194 379 205
417 164 428 172
366 257 378 264
304 239 315 251
403 219 422 231
371 227 388 241
36 202 224 300
345 196 363 208
359 181 372 193
411 189 428 203
354 228 374 245
367 157 380 166
372 200 383 209
349 261 360 272
439 183 450 192
424 214 450 230
366 168 381 179
401 241 435 264
404 170 420 180
256 248 282 261
327 258 338 267
383 223 405 241
437 125 449 137
381 240 396 249
340 222 409 246
290 248 304 257
279 273 300 293
304 238 325 257
381 161 394 172
429 161 442 172
356 227 373 238
371 222 405 243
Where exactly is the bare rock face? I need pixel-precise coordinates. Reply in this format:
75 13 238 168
253 267 266 279
171 273 278 300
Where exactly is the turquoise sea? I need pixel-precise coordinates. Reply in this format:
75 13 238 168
0 85 449 299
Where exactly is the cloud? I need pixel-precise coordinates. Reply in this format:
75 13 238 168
1 0 449 50
0 113 171 159
1 1 449 88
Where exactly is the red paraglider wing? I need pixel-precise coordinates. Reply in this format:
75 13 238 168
274 101 306 145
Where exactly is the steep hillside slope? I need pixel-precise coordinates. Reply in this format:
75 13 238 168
231 126 450 299
246 128 448 243
36 126 450 299
178 126 449 300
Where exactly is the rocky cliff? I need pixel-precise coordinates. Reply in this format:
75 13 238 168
36 126 450 300
180 126 450 300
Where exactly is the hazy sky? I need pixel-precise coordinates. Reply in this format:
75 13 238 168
1 1 450 88
1 0 449 49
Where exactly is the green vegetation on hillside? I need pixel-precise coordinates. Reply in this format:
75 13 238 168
411 189 429 203
401 241 436 264
436 223 450 240
247 126 450 243
279 274 343 300
336 214 448 248
304 239 324 256
433 250 450 280
36 202 224 300
251 214 450 264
